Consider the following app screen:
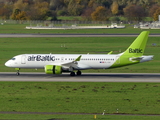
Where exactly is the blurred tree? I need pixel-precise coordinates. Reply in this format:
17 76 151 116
11 9 27 23
109 16 120 21
63 0 70 6
27 1 57 20
29 2 48 20
23 0 34 4
88 0 99 9
102 0 112 8
149 5 160 18
16 11 27 20
11 8 21 20
91 6 110 21
154 0 160 4
88 0 112 10
123 5 146 21
13 0 29 11
111 1 119 15
67 0 84 16
2 0 17 4
0 0 158 21
153 7 160 21
49 0 64 10
57 9 68 16
0 4 13 19
81 7 94 21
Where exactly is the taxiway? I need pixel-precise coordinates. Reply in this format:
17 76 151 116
0 72 159 82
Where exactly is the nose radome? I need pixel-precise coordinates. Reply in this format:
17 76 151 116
5 61 10 67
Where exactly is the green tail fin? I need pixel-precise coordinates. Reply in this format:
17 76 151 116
123 31 149 57
110 31 150 68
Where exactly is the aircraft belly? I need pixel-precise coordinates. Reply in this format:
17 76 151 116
79 62 112 69
90 63 112 69
19 61 46 69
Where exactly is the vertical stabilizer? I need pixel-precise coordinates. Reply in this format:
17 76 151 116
110 31 150 68
123 31 149 57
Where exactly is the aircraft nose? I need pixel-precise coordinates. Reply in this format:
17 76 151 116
5 61 11 67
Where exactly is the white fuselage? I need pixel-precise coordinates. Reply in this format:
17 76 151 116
5 54 119 70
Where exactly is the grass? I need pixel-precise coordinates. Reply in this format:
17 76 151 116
0 23 160 120
0 82 160 119
0 114 160 120
1 36 159 73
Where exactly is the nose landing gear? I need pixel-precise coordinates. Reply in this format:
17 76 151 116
16 71 20 76
15 68 20 76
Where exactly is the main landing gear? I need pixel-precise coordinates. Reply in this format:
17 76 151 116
70 70 82 76
76 70 81 75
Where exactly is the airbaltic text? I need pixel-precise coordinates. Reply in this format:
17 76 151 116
129 48 143 53
28 55 55 61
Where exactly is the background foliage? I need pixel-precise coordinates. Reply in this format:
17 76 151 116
0 0 160 21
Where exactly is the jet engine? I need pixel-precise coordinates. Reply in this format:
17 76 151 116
45 65 62 74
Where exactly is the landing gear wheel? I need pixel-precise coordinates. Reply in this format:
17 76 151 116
16 71 20 76
76 70 82 75
15 68 20 76
70 72 75 76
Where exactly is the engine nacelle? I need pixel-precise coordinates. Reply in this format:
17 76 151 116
45 65 62 74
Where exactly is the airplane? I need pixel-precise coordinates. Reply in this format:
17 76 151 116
5 31 153 76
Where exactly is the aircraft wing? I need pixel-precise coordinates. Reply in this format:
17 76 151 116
48 55 82 70
47 55 90 70
61 55 82 69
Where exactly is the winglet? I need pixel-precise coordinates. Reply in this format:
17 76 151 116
75 55 82 61
107 51 113 54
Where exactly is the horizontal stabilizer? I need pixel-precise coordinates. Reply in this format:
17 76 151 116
129 57 143 61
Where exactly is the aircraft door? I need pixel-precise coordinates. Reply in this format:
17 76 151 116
21 55 26 64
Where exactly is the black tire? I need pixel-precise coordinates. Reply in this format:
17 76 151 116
16 72 20 76
70 72 75 76
76 70 82 75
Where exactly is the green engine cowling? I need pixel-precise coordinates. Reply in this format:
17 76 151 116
45 65 62 74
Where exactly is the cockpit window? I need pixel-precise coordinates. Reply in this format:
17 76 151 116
11 58 16 60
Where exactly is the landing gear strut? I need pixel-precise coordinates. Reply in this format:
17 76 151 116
15 68 20 76
16 71 20 76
